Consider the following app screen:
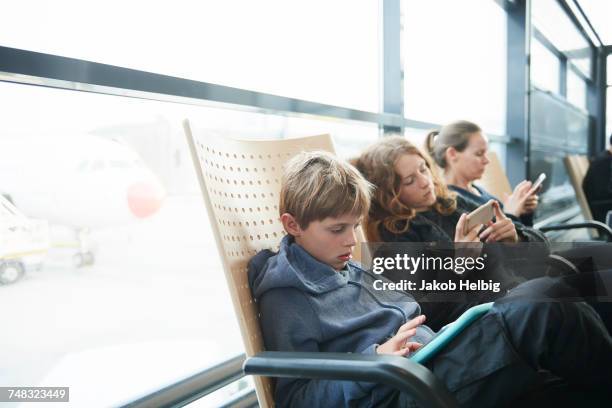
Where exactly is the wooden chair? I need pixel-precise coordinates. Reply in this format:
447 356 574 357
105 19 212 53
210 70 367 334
184 120 406 407
563 155 594 221
475 151 512 200
568 154 612 227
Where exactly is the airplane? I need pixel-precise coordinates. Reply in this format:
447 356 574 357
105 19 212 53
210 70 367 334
0 133 166 270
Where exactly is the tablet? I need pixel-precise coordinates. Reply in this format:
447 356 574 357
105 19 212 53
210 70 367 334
410 302 494 364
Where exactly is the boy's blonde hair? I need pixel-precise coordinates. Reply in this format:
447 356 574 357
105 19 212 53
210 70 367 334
280 151 372 229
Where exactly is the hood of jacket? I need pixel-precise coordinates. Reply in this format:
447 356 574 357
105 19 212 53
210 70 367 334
249 234 352 298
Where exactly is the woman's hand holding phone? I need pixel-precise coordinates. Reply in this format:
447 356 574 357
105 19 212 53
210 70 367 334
455 213 483 243
479 201 518 243
523 174 544 214
504 175 543 216
503 180 535 217
455 211 485 264
523 194 539 213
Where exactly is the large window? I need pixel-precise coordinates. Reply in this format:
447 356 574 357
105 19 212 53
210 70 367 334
529 0 593 223
529 88 589 221
0 80 377 406
402 0 507 135
531 0 592 79
0 0 380 112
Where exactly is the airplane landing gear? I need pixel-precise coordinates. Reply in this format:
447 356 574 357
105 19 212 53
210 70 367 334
73 251 95 268
71 227 96 268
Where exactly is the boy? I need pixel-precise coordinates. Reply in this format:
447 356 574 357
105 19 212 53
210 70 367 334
248 151 612 407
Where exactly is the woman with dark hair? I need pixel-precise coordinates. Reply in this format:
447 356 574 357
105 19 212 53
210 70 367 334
424 120 538 226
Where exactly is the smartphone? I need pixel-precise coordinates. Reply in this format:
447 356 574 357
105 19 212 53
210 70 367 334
464 200 495 235
532 173 546 192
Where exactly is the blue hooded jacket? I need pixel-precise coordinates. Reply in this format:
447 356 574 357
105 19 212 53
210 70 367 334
248 235 435 407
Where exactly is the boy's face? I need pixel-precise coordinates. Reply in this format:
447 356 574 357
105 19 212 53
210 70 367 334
292 213 361 271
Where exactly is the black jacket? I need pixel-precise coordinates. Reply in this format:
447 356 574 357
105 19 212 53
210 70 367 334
375 196 548 330
582 150 612 223
378 196 547 244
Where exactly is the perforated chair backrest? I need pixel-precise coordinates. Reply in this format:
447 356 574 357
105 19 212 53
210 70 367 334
564 155 593 221
184 120 368 407
475 151 512 199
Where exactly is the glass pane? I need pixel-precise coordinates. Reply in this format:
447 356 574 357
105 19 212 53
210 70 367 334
0 0 380 112
566 68 587 110
0 80 378 406
530 39 560 94
568 0 612 50
530 88 589 223
404 127 430 153
530 147 581 221
530 89 588 151
402 0 507 135
282 117 380 159
531 0 592 78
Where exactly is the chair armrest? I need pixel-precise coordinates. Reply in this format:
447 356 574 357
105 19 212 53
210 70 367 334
589 199 612 207
539 221 612 241
243 351 458 408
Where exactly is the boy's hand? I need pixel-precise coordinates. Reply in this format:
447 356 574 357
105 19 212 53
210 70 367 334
376 315 425 356
479 201 518 243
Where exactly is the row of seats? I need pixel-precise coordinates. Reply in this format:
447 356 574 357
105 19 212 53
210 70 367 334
183 121 608 407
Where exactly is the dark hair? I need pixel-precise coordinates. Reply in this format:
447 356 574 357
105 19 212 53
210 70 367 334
425 120 482 168
609 133 612 146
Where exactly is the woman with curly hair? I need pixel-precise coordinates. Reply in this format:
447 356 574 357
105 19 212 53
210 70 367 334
353 136 538 244
354 136 612 333
353 137 547 330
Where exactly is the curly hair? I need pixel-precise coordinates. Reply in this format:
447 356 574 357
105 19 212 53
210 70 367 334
352 136 456 241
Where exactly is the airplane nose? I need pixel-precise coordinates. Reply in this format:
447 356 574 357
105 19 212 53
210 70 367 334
127 182 165 218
